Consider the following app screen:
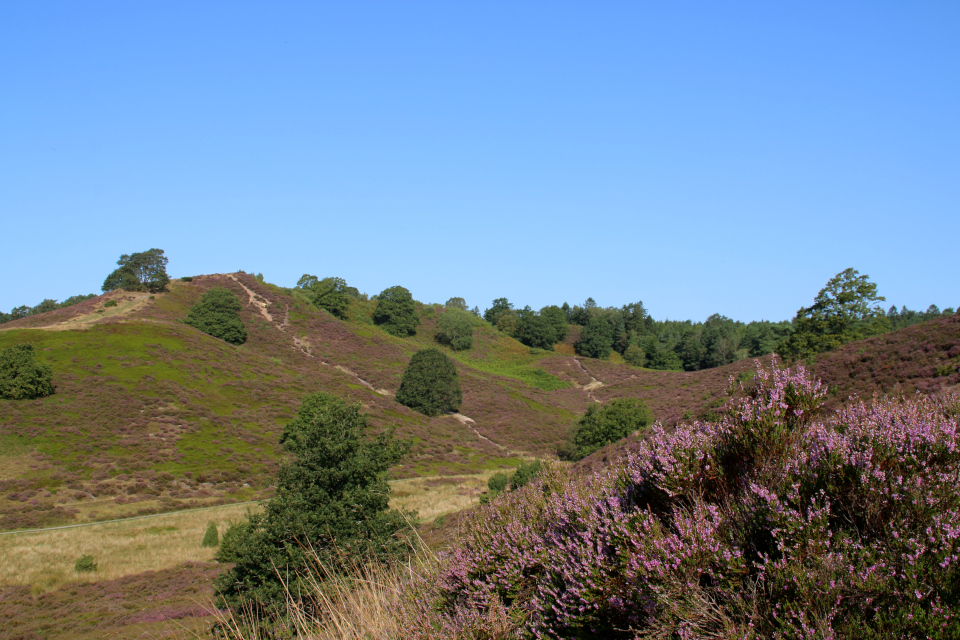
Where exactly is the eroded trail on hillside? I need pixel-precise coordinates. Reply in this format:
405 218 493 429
573 357 603 401
228 274 392 396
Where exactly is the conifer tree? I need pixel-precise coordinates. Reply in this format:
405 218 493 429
395 348 462 416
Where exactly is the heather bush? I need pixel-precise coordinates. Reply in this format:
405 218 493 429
184 287 247 345
431 358 960 638
0 343 55 400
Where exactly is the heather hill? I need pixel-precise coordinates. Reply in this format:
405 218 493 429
0 272 756 532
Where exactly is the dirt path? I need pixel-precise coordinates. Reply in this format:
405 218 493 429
573 358 603 401
448 412 506 450
228 274 393 395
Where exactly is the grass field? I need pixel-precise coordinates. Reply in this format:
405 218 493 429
0 502 262 593
0 472 496 596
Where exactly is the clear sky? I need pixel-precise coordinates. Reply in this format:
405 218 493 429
2 2 957 322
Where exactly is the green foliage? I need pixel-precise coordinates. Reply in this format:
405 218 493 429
103 299 118 308
482 460 544 503
539 305 569 343
201 521 219 548
483 298 513 327
296 274 352 319
102 248 170 293
372 286 420 337
623 344 645 367
445 297 468 311
435 309 475 351
0 344 55 400
517 314 558 350
575 316 614 359
487 472 509 494
572 398 653 459
780 268 888 360
184 287 247 345
216 520 251 563
213 392 412 615
180 276 193 282
74 554 97 573
395 348 462 417
509 459 542 490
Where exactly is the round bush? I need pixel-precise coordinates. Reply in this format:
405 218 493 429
395 348 461 417
372 286 419 337
184 287 247 345
0 344 55 400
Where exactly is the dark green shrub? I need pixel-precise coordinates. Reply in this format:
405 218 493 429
0 344 55 400
74 554 97 573
295 275 352 319
435 309 475 351
103 299 118 308
487 472 509 494
180 276 193 282
184 287 247 345
395 348 462 417
509 460 542 490
573 398 653 459
202 521 219 548
216 520 251 563
372 286 419 337
213 392 412 616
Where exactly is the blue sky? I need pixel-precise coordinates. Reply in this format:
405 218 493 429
2 2 957 321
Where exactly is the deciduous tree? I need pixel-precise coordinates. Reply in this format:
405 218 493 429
102 248 170 293
373 286 419 337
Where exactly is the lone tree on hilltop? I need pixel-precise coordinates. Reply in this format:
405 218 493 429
213 392 412 616
373 286 419 337
184 287 247 345
395 348 462 417
0 344 55 400
780 268 887 359
102 248 170 294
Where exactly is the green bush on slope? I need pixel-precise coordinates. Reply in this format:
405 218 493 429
0 343 55 400
184 287 247 345
395 348 462 417
213 392 412 617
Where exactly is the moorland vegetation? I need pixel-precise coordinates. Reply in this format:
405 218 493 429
218 361 960 639
2 251 960 638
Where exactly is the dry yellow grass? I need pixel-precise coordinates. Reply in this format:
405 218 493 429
0 502 262 593
1 474 491 595
388 472 497 522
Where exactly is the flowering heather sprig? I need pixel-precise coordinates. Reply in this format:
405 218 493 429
428 360 960 639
